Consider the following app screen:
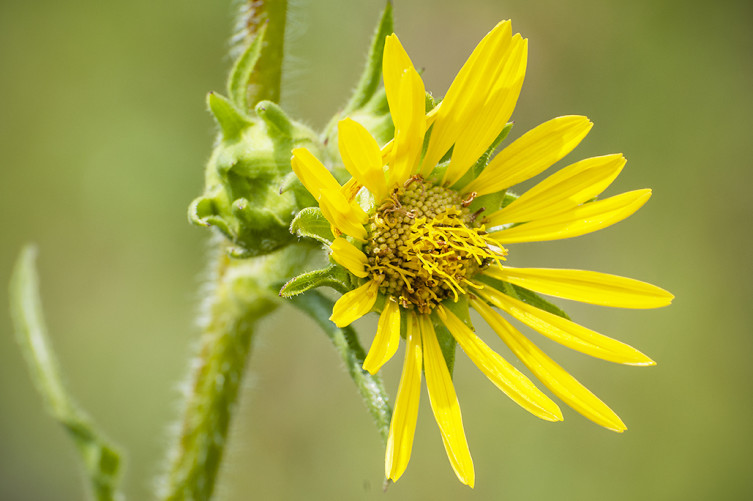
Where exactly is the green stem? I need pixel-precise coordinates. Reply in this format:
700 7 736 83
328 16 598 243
160 3 290 499
230 0 288 105
160 244 311 500
290 291 393 444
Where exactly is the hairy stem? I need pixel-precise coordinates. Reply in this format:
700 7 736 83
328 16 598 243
160 244 310 500
160 3 290 499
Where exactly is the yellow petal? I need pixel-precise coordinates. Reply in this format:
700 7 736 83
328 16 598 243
483 266 674 309
318 188 368 241
388 67 426 187
422 20 513 177
463 116 593 196
329 280 379 327
386 312 422 482
330 238 369 278
489 189 651 243
485 154 626 226
291 147 342 198
419 315 475 487
471 298 627 432
383 34 416 122
438 306 562 422
476 284 655 365
340 177 362 202
363 299 401 374
442 35 528 186
382 35 426 187
338 118 388 201
291 147 367 239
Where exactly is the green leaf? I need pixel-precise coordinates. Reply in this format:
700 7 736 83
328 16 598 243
476 274 571 320
207 92 252 140
343 1 394 115
9 246 122 501
279 264 351 297
290 291 393 444
227 23 267 112
290 207 334 246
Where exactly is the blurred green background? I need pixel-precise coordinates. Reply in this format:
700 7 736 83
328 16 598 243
2 0 752 499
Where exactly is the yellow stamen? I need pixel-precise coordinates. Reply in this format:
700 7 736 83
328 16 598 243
364 180 507 313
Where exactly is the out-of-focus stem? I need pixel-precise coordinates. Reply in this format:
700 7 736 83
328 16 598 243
10 246 122 501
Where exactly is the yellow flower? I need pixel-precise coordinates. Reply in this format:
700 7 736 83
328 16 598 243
291 20 673 487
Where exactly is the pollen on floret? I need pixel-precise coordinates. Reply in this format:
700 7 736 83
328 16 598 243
364 176 507 314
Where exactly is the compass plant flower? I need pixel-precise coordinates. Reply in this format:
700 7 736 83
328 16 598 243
289 20 672 487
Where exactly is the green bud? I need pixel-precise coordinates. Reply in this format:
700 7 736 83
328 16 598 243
189 94 322 257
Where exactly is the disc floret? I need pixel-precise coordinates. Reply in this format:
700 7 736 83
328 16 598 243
364 177 507 313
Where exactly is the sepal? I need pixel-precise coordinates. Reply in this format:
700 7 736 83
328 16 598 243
506 283 571 320
452 122 515 215
432 320 457 377
439 292 474 329
474 191 519 227
477 274 571 320
323 2 395 156
452 122 514 191
342 1 394 116
279 264 352 297
432 293 474 377
290 207 335 246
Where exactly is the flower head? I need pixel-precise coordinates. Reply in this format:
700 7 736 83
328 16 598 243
290 20 672 487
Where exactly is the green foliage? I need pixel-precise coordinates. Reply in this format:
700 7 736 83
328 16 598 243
9 246 122 501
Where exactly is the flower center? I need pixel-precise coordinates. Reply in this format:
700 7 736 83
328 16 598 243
364 177 507 314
